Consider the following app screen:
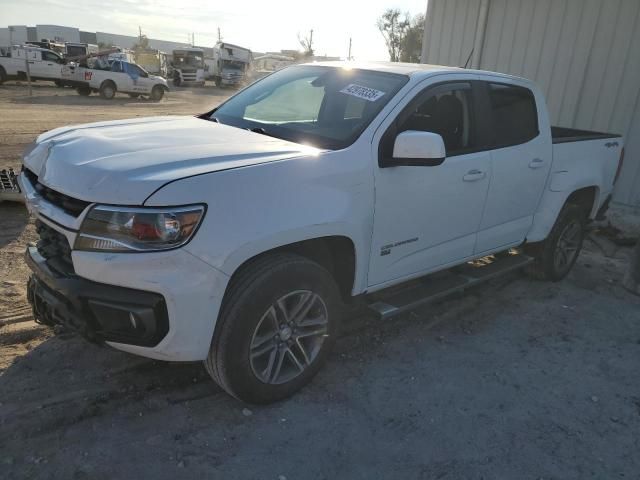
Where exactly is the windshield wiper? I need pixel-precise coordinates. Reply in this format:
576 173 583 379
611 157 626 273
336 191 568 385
249 127 281 139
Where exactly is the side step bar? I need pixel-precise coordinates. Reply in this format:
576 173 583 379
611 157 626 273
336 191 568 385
367 252 533 320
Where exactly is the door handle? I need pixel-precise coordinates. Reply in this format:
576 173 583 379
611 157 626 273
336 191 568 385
529 158 545 169
463 169 486 182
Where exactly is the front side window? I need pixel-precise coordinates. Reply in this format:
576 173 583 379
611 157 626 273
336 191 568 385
398 84 475 156
211 66 408 149
42 51 62 63
488 83 538 147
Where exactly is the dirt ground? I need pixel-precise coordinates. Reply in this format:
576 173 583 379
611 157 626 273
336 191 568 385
1 82 640 479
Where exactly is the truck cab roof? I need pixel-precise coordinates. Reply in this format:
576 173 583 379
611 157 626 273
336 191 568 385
307 61 532 85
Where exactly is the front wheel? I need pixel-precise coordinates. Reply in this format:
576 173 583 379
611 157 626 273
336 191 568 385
150 85 164 101
205 253 341 404
525 204 586 281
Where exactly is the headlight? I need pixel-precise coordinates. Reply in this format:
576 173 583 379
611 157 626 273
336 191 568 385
75 205 205 252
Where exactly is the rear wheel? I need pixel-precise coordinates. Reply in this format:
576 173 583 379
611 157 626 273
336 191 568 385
77 86 91 96
0 67 6 84
525 204 586 281
150 85 164 101
99 81 116 100
205 253 341 404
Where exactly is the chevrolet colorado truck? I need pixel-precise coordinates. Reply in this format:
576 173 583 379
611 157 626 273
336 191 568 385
19 62 625 403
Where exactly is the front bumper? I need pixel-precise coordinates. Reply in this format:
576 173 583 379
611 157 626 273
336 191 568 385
26 246 169 347
25 244 230 361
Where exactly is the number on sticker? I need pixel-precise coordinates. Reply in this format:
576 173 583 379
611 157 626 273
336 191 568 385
340 84 386 102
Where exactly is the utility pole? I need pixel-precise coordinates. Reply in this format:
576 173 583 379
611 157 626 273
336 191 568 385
192 32 195 47
139 26 142 42
24 47 32 97
217 27 222 42
348 37 352 60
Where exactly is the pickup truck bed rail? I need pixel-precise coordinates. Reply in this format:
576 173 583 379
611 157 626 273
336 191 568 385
551 126 621 144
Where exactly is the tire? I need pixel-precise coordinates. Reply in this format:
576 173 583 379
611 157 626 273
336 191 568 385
172 74 181 87
99 81 116 100
525 204 586 281
150 85 164 102
0 67 6 84
205 253 342 404
54 80 64 88
77 86 91 96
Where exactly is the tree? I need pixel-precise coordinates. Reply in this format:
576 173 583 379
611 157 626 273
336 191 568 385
377 9 424 62
399 13 425 63
377 9 409 62
132 34 149 52
298 29 314 58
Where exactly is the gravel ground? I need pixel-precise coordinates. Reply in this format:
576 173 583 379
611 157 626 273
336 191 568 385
1 82 639 480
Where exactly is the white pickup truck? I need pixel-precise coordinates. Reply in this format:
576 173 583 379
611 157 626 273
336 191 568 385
19 62 625 403
60 59 169 101
0 46 65 84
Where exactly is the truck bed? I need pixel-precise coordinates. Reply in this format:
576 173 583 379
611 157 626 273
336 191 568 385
551 126 621 144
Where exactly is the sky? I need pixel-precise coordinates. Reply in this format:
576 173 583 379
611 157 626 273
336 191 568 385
2 0 428 60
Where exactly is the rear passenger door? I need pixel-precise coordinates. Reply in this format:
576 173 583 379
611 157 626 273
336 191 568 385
475 81 552 254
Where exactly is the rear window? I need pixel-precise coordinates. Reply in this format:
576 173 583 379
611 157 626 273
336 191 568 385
488 83 538 147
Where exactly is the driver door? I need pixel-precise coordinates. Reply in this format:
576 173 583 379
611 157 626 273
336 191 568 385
368 79 492 287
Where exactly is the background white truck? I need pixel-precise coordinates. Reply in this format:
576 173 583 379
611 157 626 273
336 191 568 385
209 42 252 87
61 58 169 100
0 45 65 84
19 63 624 403
170 47 205 87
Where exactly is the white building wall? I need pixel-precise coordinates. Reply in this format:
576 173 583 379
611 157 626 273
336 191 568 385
0 26 29 47
35 25 80 43
422 0 640 207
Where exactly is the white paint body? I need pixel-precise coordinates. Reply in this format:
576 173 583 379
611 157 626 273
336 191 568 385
60 62 169 96
19 62 623 361
0 46 64 81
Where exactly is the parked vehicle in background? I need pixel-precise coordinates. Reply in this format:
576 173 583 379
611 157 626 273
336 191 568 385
135 49 169 78
210 42 252 87
64 42 99 59
171 48 205 86
61 57 169 100
19 62 625 404
0 45 65 84
26 39 65 55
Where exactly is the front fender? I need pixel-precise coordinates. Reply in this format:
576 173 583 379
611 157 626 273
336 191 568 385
145 146 374 294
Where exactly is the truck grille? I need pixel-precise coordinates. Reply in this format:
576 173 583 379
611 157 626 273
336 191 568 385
0 168 20 193
35 220 75 274
24 169 90 217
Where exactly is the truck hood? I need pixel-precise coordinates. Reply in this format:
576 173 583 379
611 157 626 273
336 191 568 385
24 116 318 205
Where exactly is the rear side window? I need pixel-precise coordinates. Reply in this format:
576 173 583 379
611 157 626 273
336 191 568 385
488 83 538 147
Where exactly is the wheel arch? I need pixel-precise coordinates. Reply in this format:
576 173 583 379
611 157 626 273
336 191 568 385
224 235 358 303
527 184 602 243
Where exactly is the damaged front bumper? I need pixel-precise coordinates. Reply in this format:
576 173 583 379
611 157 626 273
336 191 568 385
25 246 169 347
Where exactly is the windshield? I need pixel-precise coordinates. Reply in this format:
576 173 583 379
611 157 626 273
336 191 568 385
174 53 203 68
210 65 408 149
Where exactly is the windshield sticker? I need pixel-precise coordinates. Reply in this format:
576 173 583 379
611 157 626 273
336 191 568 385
340 84 386 102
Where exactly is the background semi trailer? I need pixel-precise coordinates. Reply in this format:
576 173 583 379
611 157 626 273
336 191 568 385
210 42 252 87
171 47 205 87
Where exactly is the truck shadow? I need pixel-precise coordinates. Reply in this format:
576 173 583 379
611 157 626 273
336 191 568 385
0 331 217 438
10 94 171 106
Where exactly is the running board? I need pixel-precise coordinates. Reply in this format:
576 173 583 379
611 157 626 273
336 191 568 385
367 252 533 320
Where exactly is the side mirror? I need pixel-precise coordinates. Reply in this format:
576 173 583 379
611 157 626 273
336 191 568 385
382 130 446 167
